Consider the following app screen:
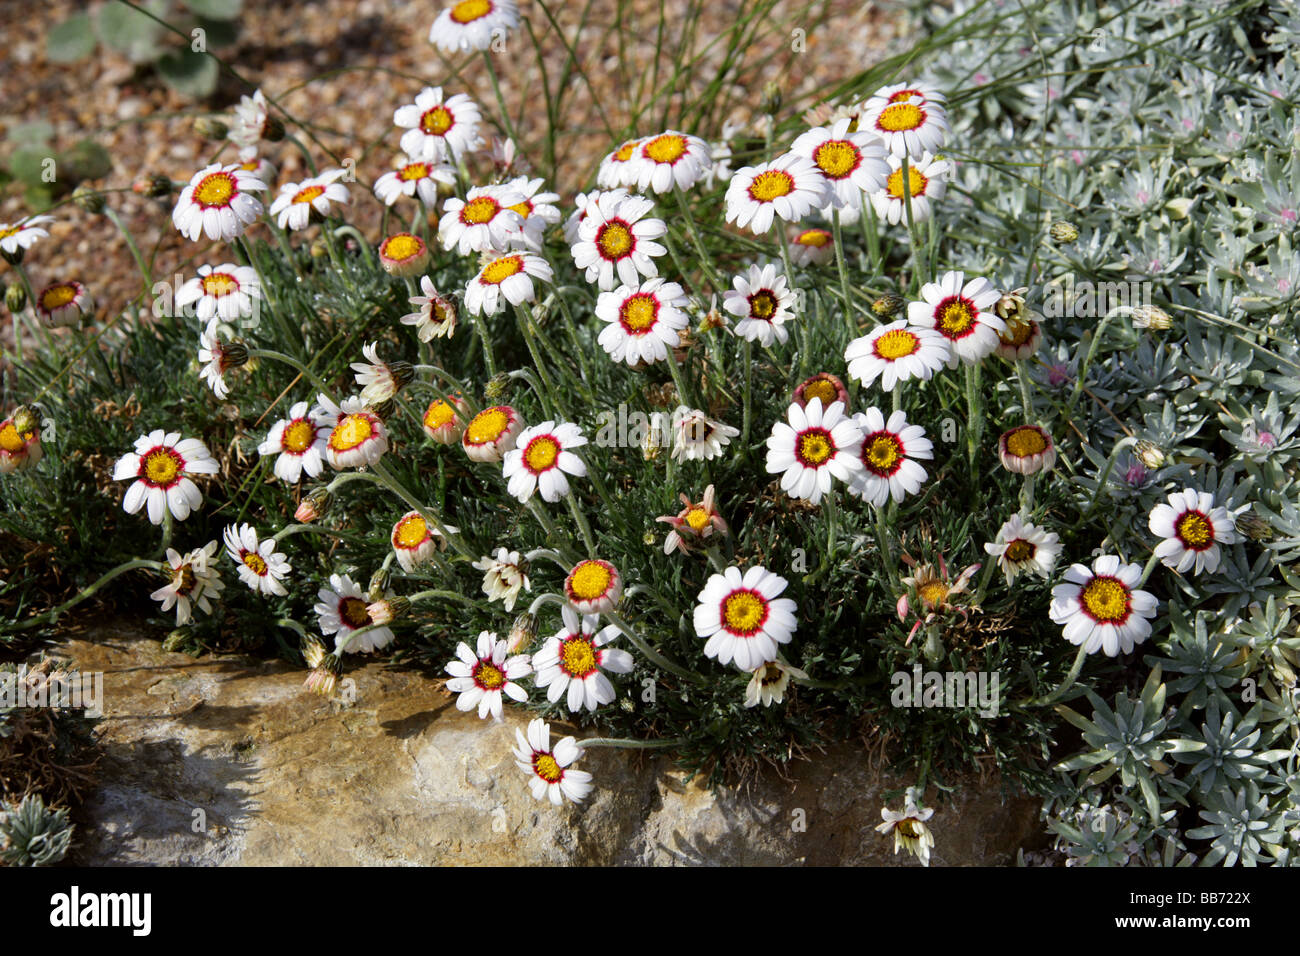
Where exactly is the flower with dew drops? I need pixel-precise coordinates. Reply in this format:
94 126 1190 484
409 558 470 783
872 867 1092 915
112 430 219 525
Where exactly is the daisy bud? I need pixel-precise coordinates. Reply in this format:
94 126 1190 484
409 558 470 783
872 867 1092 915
998 425 1056 475
193 116 230 140
368 568 392 600
309 239 329 259
1049 220 1079 243
793 372 847 410
1234 512 1274 541
367 596 409 627
1132 304 1172 331
5 283 26 313
378 233 429 277
221 341 250 370
484 372 512 401
304 653 342 698
642 414 666 461
1135 439 1166 469
993 287 1029 324
71 184 106 215
506 613 537 654
135 173 173 198
760 80 783 116
263 115 286 143
872 294 905 318
295 486 332 523
1 246 25 268
387 360 416 393
369 397 398 421
162 630 191 652
11 405 41 437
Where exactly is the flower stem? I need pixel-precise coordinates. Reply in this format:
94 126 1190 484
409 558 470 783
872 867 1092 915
602 609 702 684
564 488 598 556
7 559 163 632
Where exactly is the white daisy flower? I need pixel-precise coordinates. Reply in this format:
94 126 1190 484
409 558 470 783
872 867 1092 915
983 513 1062 586
172 163 266 242
845 320 950 391
765 398 864 505
700 120 741 189
671 408 740 462
314 573 396 654
1148 488 1239 575
723 263 797 347
150 542 224 626
462 404 523 461
998 425 1057 475
35 281 93 327
176 264 261 325
596 139 644 189
847 408 932 507
725 154 831 234
1049 556 1159 657
227 89 277 150
564 188 627 244
473 547 531 611
373 155 456 207
533 605 634 713
444 629 532 720
223 523 291 597
512 718 593 805
315 394 389 469
595 278 689 365
571 191 667 291
789 227 835 267
258 400 328 483
632 130 713 193
438 183 526 255
394 87 483 162
861 88 950 158
197 328 241 400
694 565 798 671
564 559 623 615
400 276 458 342
391 510 457 573
112 430 219 525
0 215 54 260
499 175 562 251
907 270 1004 367
860 82 948 112
429 0 519 53
269 168 351 231
233 150 277 186
351 342 409 405
876 787 936 866
502 421 588 503
871 151 949 225
464 251 551 316
790 119 890 208
744 656 809 708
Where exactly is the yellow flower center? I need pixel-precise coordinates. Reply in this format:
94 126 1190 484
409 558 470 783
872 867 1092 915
802 379 838 405
330 414 374 452
460 196 501 225
797 428 834 466
481 255 524 285
339 596 372 629
897 818 922 838
0 225 19 239
508 200 533 218
282 419 316 453
1080 576 1130 622
293 184 325 205
533 752 562 783
420 105 455 136
877 102 924 132
874 327 920 359
193 171 236 208
569 560 612 601
863 433 903 474
748 169 795 202
242 552 268 575
936 297 976 337
918 581 949 607
173 564 197 596
523 434 560 472
474 661 506 690
0 423 27 453
999 319 1034 347
450 0 493 23
561 636 598 677
596 220 634 259
398 162 429 182
1175 512 1213 548
721 590 767 635
795 229 831 247
886 166 929 200
1004 539 1036 562
613 140 639 162
619 293 658 332
748 290 778 320
643 133 687 164
685 507 709 531
142 448 182 486
466 407 510 445
424 399 457 431
1004 426 1047 459
394 514 428 549
40 284 78 310
200 272 238 297
381 233 424 262
813 139 860 179
758 662 783 687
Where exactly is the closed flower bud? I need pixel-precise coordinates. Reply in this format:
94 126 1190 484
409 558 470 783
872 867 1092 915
302 638 328 670
1132 304 1172 331
295 486 332 523
263 115 286 143
11 405 41 438
1234 512 1274 541
760 81 783 116
71 184 106 214
1049 220 1079 243
193 116 230 140
222 341 250 369
484 372 512 401
368 568 392 600
367 596 409 627
309 239 329 259
506 613 537 654
5 283 27 314
386 360 416 393
133 173 174 198
1135 439 1166 469
162 630 191 653
369 397 397 421
872 294 905 318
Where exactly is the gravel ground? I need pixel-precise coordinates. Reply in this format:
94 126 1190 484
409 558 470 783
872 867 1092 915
0 0 900 362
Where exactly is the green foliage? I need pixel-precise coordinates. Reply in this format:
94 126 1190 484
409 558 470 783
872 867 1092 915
0 794 73 867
